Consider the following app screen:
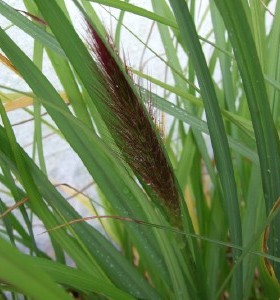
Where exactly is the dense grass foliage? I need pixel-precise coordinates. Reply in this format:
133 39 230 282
0 0 280 299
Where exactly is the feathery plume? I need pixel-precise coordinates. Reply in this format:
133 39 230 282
86 22 180 222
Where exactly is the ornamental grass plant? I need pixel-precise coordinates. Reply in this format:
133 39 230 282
0 0 280 299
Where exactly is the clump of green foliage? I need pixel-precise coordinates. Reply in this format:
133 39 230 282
0 0 280 299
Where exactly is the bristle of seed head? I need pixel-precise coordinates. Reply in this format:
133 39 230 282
86 21 180 222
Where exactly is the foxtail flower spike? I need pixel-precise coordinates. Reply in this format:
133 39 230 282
87 21 181 224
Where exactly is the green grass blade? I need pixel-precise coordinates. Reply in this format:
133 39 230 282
80 0 107 35
0 237 72 300
265 74 280 92
27 257 134 300
114 0 129 49
248 0 266 68
46 51 93 129
168 1 243 298
151 0 186 92
88 0 177 28
32 38 47 173
136 69 256 138
266 0 280 123
146 90 258 164
214 0 280 279
0 164 40 256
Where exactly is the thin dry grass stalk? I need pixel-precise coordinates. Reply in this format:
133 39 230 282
0 197 29 219
86 22 180 222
